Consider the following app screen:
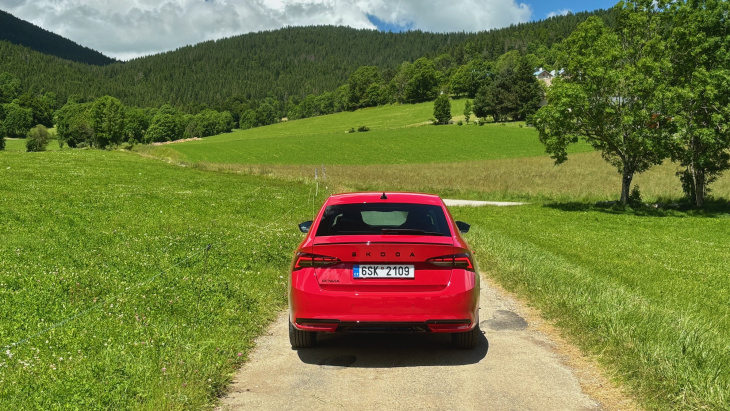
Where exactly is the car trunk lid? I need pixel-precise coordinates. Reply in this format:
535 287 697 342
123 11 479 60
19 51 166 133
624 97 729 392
312 235 457 292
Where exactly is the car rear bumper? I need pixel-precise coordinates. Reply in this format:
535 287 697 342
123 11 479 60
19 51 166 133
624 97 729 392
289 269 479 333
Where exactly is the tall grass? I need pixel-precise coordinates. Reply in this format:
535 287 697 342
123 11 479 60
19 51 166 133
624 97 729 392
181 152 730 204
0 150 318 409
451 204 730 410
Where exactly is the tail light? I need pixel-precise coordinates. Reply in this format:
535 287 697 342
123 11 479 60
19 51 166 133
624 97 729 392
293 252 341 270
427 253 475 271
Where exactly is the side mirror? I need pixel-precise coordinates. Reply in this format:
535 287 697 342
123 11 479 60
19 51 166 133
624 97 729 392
455 221 470 234
298 221 313 233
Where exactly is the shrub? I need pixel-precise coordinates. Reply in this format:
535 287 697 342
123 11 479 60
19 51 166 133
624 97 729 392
357 125 370 132
629 185 643 205
26 124 51 152
433 93 451 125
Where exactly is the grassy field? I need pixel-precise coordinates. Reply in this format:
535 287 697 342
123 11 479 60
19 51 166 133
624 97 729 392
139 100 593 166
147 101 730 410
4 137 62 152
138 99 729 203
3 98 730 410
450 204 730 410
0 150 319 409
195 151 730 203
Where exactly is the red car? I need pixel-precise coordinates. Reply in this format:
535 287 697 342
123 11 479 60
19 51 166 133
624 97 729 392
289 192 480 349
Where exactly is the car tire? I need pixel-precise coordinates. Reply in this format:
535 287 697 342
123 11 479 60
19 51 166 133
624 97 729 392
452 325 480 349
289 320 317 349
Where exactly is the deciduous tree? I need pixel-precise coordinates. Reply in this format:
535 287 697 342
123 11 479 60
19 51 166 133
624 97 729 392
347 66 381 109
25 124 51 152
55 101 93 148
664 0 730 207
534 13 671 205
1 102 33 138
90 96 126 148
404 58 441 103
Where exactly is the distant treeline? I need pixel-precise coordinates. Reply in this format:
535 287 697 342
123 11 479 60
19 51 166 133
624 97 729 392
0 73 233 150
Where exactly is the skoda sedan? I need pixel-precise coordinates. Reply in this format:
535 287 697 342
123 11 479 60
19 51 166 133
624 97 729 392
288 192 480 349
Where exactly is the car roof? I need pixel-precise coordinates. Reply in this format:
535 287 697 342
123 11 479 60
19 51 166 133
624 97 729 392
324 192 444 206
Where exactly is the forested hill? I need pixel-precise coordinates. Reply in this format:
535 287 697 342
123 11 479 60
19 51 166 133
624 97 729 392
0 26 471 108
442 9 616 62
0 9 115 66
0 9 614 110
120 26 470 105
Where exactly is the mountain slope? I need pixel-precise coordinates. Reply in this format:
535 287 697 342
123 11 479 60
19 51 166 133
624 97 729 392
0 9 115 66
0 10 614 110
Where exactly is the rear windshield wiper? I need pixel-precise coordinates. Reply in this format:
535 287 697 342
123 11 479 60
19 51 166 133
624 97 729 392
381 228 445 236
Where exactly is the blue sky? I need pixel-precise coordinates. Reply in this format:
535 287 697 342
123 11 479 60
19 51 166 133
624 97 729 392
529 0 617 20
369 1 619 32
0 0 620 60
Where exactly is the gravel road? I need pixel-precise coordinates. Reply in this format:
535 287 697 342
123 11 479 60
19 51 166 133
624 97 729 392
218 274 631 411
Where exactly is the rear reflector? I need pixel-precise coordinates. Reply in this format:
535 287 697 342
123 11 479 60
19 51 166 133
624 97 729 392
293 252 341 270
426 319 473 332
295 318 340 332
426 253 475 271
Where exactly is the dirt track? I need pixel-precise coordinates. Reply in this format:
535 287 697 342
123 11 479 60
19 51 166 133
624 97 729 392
218 274 635 411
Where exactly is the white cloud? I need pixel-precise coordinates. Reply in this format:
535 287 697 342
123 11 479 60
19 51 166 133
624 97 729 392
547 8 572 18
0 0 533 60
358 0 531 33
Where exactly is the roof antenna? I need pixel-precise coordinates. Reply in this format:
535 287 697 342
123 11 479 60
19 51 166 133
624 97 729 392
380 192 388 200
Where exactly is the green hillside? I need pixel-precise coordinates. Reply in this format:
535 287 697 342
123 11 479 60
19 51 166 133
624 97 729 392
0 10 115 66
141 100 592 166
0 10 614 110
0 26 469 109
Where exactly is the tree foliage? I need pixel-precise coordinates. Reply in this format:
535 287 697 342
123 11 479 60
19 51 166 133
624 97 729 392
402 58 442 103
463 99 472 123
0 26 473 110
90 96 125 148
534 11 671 205
1 102 33 138
55 101 93 148
0 72 21 104
433 94 452 125
664 0 730 207
25 124 51 152
347 66 383 109
146 106 183 143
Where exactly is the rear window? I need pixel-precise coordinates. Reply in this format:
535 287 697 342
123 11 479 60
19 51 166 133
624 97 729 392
315 203 451 237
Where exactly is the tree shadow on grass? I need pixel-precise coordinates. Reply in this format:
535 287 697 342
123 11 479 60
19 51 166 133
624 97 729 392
544 198 730 218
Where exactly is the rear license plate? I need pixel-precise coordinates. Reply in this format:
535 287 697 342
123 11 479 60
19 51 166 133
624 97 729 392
353 265 415 279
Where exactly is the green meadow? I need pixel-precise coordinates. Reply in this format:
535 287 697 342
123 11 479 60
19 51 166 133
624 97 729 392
456 204 730 410
4 137 61 152
0 150 319 408
3 99 730 410
140 100 593 166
